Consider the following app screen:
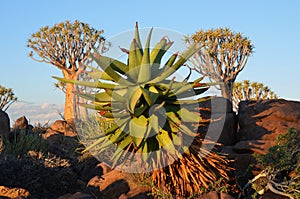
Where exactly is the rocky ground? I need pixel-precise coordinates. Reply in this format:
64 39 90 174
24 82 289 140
0 98 299 199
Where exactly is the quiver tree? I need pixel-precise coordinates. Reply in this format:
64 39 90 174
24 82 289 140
27 20 105 122
187 28 254 102
233 80 278 111
0 85 17 111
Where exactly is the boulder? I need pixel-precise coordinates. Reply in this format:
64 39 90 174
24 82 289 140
76 153 103 182
0 185 30 198
195 191 234 199
58 192 96 199
97 162 112 175
13 115 29 130
231 99 300 188
0 110 10 139
43 120 78 155
199 97 238 146
49 120 77 137
237 99 300 154
87 169 151 199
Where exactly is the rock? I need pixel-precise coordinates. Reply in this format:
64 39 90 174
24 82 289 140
92 169 127 191
196 191 219 199
76 153 102 182
195 191 234 199
87 169 151 199
50 120 77 137
118 185 151 199
97 162 112 175
58 192 95 199
0 110 10 139
220 192 234 199
13 115 29 130
43 120 79 155
199 97 238 146
238 99 300 142
233 140 275 154
232 99 300 187
87 170 129 198
0 185 30 198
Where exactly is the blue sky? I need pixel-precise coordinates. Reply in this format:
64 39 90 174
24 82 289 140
1 1 300 123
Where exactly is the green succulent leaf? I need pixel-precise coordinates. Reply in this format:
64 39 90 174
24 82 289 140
129 116 148 148
178 108 202 123
77 92 112 102
128 86 143 113
108 123 128 144
149 114 160 134
149 44 201 84
141 86 159 106
86 66 114 81
138 28 153 83
90 53 133 86
156 129 177 155
53 76 127 90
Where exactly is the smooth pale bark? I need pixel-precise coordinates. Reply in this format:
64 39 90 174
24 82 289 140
62 71 79 122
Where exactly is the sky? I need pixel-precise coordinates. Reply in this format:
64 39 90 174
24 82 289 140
1 0 300 124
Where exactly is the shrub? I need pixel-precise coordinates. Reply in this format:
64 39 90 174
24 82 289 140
248 128 300 198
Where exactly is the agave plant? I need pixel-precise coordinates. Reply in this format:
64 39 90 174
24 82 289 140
54 23 232 197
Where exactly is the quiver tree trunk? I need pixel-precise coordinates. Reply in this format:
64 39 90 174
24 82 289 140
63 72 79 123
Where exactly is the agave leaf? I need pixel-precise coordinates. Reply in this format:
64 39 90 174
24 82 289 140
149 114 159 133
150 38 167 65
129 116 148 148
77 92 112 102
127 86 143 114
90 53 133 86
149 44 201 84
161 109 197 137
111 147 125 168
150 41 175 78
111 136 132 167
161 52 178 72
171 82 208 97
134 103 148 117
93 56 129 75
166 112 180 133
141 86 159 106
137 28 153 83
53 76 127 90
108 123 128 144
156 129 177 155
99 111 130 119
102 118 128 136
94 101 125 110
128 39 139 80
171 133 182 146
172 87 209 99
106 89 126 102
86 68 114 81
134 22 143 53
82 136 109 153
170 96 212 105
79 103 112 111
178 108 202 123
142 141 149 162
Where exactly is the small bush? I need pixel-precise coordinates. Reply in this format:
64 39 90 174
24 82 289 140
251 128 300 198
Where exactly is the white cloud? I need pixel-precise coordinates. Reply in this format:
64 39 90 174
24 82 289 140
6 101 64 126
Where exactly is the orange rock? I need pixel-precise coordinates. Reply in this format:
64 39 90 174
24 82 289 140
0 185 30 198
